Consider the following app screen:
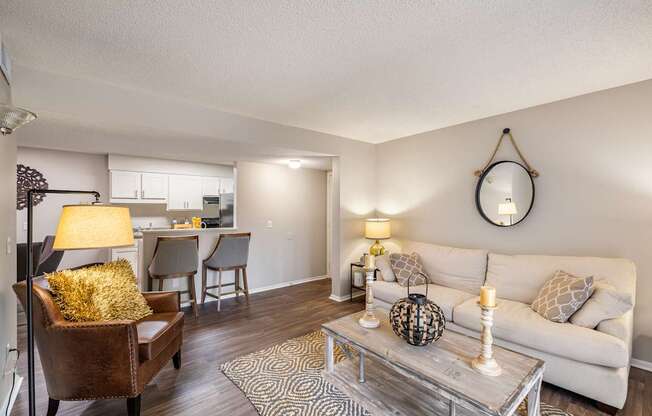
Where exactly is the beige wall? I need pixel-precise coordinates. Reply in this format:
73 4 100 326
13 67 378 301
376 79 652 362
0 78 17 408
16 147 110 269
236 161 328 286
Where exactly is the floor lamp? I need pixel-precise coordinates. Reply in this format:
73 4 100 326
25 191 134 416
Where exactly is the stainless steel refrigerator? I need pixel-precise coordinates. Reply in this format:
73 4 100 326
219 193 234 228
202 194 234 228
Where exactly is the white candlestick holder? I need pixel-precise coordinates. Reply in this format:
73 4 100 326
471 303 502 377
358 269 380 329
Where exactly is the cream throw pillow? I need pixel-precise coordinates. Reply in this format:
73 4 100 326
375 254 396 282
531 270 594 323
389 252 428 287
570 282 633 328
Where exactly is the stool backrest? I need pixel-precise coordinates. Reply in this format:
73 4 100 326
149 235 199 277
204 233 251 270
35 235 65 276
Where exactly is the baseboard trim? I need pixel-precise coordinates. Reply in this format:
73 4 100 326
1 374 23 416
329 291 365 302
329 294 348 302
184 274 331 306
631 358 652 373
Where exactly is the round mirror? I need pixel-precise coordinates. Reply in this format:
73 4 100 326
476 161 535 227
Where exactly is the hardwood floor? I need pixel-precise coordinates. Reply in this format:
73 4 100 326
9 279 652 415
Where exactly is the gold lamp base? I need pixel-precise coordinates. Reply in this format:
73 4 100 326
369 240 386 256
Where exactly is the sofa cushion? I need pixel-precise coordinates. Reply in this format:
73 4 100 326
373 281 474 321
402 241 488 295
137 312 184 362
375 254 396 282
485 253 636 304
453 297 628 368
531 271 594 323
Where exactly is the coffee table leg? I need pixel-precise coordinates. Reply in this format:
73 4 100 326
325 334 335 372
358 350 365 383
527 375 542 416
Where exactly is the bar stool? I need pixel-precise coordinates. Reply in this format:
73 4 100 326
148 235 199 318
202 233 251 312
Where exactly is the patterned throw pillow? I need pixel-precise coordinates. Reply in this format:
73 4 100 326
531 270 594 323
389 252 428 287
47 259 153 322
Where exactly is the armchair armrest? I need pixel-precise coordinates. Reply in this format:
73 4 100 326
43 320 140 399
143 291 181 313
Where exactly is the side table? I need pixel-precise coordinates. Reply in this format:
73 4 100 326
350 262 378 302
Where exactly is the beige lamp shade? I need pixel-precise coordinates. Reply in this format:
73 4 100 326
53 204 134 250
365 218 391 240
498 200 518 216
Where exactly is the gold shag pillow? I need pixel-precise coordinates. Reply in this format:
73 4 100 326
47 259 153 322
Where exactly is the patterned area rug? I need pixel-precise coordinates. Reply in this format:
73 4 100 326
221 331 572 416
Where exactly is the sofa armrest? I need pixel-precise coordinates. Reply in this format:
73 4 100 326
143 291 181 313
44 320 140 399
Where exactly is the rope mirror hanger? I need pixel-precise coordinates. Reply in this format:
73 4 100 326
474 128 540 178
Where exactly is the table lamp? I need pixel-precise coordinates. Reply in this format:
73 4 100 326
498 198 517 226
365 218 391 256
23 190 133 416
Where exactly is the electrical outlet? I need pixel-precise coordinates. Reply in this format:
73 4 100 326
5 237 11 255
266 220 273 229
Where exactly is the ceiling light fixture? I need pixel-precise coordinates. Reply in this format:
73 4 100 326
0 103 37 135
288 159 302 169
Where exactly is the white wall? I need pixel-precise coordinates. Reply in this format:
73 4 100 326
16 147 110 269
376 79 652 362
0 77 18 410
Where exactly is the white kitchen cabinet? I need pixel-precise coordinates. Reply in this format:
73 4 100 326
168 175 203 210
201 177 221 196
219 177 234 194
111 241 141 286
110 171 141 199
141 173 168 200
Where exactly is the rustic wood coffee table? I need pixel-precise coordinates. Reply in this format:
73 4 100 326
322 310 544 416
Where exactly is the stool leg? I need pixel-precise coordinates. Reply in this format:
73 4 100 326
158 278 164 291
201 264 208 304
235 268 241 297
242 267 250 301
187 275 198 318
147 275 152 292
217 270 222 312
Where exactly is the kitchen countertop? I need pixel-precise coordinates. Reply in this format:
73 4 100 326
137 227 238 234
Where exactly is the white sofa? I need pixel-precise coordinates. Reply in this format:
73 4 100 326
372 240 636 410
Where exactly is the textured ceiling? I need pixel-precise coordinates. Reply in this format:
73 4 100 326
1 1 652 143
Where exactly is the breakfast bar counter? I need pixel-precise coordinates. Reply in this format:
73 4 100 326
139 228 242 302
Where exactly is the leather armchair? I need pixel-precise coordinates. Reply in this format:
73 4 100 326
13 279 184 416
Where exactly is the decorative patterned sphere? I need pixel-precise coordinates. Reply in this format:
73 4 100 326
389 274 446 346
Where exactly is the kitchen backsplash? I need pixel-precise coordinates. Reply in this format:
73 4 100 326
127 204 203 229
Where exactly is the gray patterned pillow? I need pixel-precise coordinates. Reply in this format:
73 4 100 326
531 270 594 323
389 252 428 287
